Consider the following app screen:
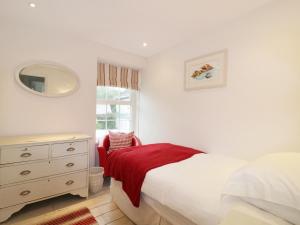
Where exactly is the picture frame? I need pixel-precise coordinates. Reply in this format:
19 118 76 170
184 50 227 90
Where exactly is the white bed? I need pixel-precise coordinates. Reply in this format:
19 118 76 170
110 153 298 225
220 197 292 225
111 154 247 225
112 182 293 225
109 148 300 225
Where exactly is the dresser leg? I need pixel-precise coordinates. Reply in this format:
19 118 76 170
70 187 89 198
0 204 25 223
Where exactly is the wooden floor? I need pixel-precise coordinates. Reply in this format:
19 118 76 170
89 194 134 225
2 191 134 225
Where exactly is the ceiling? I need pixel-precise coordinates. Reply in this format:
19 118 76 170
0 0 274 57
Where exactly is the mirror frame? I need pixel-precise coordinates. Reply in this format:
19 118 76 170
15 61 80 97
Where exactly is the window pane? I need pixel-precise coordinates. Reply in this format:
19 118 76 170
96 116 106 122
96 105 107 119
106 104 118 121
119 88 131 101
97 86 132 102
107 104 117 113
96 86 106 100
119 120 131 132
96 104 106 114
106 86 120 100
96 120 106 129
107 120 117 130
96 86 135 141
119 105 131 120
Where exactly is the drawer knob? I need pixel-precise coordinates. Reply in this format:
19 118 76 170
65 180 74 186
20 153 32 158
66 147 75 152
20 190 31 196
66 163 74 167
20 170 31 176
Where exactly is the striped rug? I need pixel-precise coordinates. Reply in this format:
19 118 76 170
38 208 98 225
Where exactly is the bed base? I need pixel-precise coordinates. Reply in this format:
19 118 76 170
110 179 197 225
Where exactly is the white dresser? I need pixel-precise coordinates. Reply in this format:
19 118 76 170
0 133 91 222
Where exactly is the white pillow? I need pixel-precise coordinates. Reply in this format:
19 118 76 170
222 152 300 225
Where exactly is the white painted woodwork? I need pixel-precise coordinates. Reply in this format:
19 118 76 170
48 171 88 195
0 161 50 185
50 155 88 175
52 141 87 157
0 155 88 186
0 133 90 223
0 179 49 208
0 145 49 164
0 133 90 146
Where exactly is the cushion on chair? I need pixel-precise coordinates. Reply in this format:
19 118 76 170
108 131 134 152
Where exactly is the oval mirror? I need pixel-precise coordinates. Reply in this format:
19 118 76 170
16 62 79 97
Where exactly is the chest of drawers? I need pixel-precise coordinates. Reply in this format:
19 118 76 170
0 133 90 222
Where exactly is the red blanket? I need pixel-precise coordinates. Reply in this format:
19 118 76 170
105 143 203 207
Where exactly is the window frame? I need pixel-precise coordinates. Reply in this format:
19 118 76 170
96 87 138 140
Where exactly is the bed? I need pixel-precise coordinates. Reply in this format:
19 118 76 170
110 153 247 225
107 145 299 225
111 183 293 225
220 198 292 225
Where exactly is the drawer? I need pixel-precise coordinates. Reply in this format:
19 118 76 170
0 161 50 185
0 179 48 208
0 145 49 164
48 171 87 195
52 141 87 157
50 155 88 175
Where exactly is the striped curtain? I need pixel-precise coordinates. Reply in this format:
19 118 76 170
97 63 140 91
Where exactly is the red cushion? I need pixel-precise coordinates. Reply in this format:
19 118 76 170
108 131 134 151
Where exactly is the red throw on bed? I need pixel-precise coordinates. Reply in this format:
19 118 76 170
105 143 203 207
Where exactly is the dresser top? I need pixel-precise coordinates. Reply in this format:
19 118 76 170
0 133 91 146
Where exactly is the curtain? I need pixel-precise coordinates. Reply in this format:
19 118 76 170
97 63 140 90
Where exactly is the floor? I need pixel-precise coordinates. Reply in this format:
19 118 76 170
1 179 135 225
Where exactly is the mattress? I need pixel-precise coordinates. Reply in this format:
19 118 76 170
111 154 247 225
142 154 247 225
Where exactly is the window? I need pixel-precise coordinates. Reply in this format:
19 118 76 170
96 86 137 141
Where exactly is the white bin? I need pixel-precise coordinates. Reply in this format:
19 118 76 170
89 167 104 194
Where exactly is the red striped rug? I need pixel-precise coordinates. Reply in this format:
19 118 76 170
38 207 98 225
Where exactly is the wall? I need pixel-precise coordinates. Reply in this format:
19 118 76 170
0 21 146 165
140 0 300 160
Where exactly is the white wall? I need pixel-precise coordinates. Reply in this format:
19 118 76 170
140 0 300 160
0 21 146 165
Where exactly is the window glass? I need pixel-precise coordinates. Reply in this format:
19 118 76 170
96 86 136 141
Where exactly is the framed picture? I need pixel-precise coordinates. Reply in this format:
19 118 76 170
184 50 227 90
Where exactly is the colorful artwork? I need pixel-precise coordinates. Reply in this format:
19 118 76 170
184 50 227 90
191 64 215 80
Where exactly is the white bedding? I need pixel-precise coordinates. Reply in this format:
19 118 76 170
111 179 292 225
220 198 292 225
141 154 247 225
111 179 194 225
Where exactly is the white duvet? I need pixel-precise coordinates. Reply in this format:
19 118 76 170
220 199 292 225
141 154 247 225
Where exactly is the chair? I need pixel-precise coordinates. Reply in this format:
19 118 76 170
97 134 141 170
